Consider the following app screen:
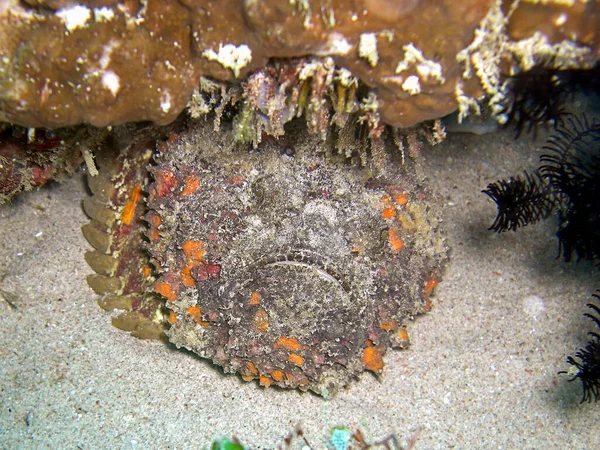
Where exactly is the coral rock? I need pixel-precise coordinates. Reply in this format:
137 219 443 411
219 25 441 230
0 1 598 129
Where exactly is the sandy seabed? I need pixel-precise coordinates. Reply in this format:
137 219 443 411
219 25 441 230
1 123 599 449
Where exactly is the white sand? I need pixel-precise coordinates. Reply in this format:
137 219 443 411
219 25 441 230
1 128 598 449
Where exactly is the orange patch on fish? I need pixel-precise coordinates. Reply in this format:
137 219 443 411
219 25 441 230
388 228 404 253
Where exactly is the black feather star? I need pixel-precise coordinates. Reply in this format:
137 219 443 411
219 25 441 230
540 115 600 261
482 170 555 233
482 113 600 404
560 294 600 403
483 114 600 253
499 62 570 139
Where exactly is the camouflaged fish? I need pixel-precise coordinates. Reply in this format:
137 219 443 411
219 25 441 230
82 117 448 397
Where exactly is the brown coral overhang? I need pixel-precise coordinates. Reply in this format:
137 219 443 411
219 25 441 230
0 0 598 129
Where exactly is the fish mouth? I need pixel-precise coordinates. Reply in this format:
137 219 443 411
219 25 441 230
253 249 351 293
209 245 370 359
